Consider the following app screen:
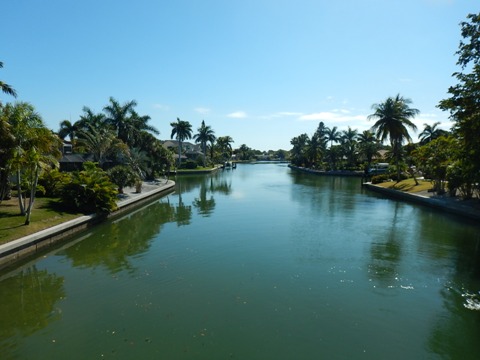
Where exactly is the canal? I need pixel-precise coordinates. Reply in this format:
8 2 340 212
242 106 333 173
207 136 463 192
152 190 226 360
1 163 479 359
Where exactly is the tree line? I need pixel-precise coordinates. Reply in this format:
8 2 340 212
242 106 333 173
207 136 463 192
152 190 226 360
1 11 480 225
290 13 480 200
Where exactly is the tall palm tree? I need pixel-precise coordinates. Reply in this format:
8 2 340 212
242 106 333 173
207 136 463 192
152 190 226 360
170 118 193 166
103 97 138 145
419 122 448 145
368 94 419 180
0 61 17 104
315 121 329 142
193 120 216 166
77 106 107 132
305 133 325 168
341 126 358 168
129 110 159 148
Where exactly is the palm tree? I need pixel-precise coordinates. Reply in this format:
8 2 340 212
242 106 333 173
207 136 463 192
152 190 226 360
315 121 329 142
76 124 128 168
129 110 159 148
103 97 138 145
58 119 80 150
170 118 193 167
325 126 341 148
0 61 17 104
4 102 48 214
419 122 448 145
290 133 309 167
193 120 216 166
76 106 107 133
216 136 234 161
305 133 325 168
24 127 62 225
357 130 379 174
341 126 358 168
237 144 252 161
368 94 419 181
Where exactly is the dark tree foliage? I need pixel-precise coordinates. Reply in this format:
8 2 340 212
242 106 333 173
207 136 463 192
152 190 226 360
438 13 480 197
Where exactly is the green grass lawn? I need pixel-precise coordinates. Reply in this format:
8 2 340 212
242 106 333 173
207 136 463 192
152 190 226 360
375 178 434 193
0 197 83 245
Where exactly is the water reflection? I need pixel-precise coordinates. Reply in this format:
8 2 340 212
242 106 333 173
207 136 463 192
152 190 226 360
60 173 231 274
1 165 480 359
61 200 176 274
368 203 403 286
193 181 216 217
0 266 65 358
173 193 192 226
428 283 480 359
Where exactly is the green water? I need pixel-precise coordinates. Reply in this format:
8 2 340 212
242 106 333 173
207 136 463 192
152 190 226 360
1 163 480 359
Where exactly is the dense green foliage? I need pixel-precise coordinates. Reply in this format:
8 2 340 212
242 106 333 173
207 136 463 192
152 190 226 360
438 13 480 199
61 162 118 214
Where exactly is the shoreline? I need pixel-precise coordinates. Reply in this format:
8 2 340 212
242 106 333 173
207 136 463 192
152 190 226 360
0 180 176 271
363 182 480 222
288 164 480 222
288 164 364 177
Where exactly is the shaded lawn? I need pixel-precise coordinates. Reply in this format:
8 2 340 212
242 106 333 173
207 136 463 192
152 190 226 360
0 197 83 245
376 178 434 193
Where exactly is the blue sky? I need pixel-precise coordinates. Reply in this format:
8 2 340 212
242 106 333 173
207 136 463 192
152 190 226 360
2 0 476 151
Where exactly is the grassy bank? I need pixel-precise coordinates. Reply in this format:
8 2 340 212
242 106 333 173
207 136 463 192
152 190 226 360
375 178 433 193
0 197 83 245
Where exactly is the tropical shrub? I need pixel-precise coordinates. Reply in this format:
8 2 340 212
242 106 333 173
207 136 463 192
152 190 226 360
38 169 72 197
107 165 138 194
61 162 118 214
371 174 391 184
180 160 197 169
446 161 477 199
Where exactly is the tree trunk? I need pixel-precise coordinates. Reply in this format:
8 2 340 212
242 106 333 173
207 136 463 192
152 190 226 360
25 166 39 225
16 169 26 215
178 141 182 167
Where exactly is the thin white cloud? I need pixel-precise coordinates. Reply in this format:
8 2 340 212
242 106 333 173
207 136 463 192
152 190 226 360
259 111 304 119
298 110 366 123
227 111 247 118
153 104 170 111
195 107 210 114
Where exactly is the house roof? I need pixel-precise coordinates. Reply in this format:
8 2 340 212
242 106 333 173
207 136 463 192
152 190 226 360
162 140 201 151
59 153 94 163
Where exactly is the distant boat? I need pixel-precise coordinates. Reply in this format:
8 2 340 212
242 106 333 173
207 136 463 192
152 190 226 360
223 161 236 170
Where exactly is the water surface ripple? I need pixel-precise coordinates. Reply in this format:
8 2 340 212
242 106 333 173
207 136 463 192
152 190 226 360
1 164 479 359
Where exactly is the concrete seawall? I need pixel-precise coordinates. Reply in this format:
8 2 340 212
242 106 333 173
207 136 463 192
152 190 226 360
288 164 364 177
0 180 175 270
363 183 480 222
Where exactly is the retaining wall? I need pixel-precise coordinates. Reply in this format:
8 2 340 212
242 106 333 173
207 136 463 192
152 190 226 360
0 181 175 270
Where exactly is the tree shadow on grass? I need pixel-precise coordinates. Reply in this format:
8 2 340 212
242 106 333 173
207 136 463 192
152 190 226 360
0 223 25 231
37 199 83 216
390 183 415 192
